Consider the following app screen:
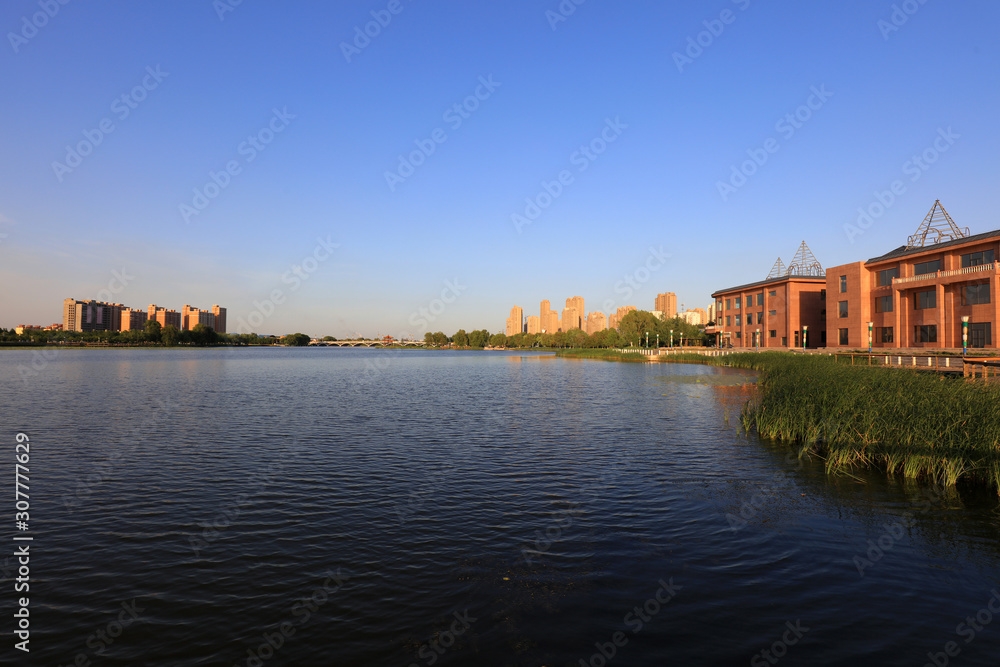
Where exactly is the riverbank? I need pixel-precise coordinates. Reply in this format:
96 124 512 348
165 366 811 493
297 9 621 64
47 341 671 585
559 348 1000 492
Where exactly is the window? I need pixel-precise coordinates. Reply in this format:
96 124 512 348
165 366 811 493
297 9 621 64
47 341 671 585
735 331 742 339
874 296 893 313
735 297 741 309
877 267 899 286
757 293 765 306
914 259 941 275
757 312 764 324
914 325 937 343
769 330 776 338
746 314 752 325
781 336 787 346
961 249 995 268
970 322 992 348
725 315 731 326
838 301 848 318
838 328 848 345
768 290 776 297
820 289 826 301
840 275 847 293
768 310 776 316
726 299 731 310
878 327 894 343
962 283 991 306
914 290 936 310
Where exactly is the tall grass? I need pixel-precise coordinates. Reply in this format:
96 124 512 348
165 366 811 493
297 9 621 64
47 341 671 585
731 354 1000 492
555 349 650 362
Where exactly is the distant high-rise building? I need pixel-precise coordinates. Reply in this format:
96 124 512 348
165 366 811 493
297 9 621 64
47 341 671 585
609 305 636 331
182 305 216 331
585 311 608 334
655 292 677 319
148 304 181 330
506 306 524 336
63 298 121 332
561 306 581 331
212 305 227 334
540 300 559 334
525 315 541 334
120 308 148 331
566 296 584 324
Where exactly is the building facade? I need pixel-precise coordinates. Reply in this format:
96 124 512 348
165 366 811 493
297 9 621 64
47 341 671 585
655 292 677 319
826 229 999 349
712 276 827 348
506 306 524 336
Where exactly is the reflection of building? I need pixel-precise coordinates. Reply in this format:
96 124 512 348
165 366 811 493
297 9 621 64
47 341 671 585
827 202 998 349
506 306 524 336
712 242 827 349
655 292 677 319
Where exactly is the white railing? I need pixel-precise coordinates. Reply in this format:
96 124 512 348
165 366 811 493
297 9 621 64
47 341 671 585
892 263 994 285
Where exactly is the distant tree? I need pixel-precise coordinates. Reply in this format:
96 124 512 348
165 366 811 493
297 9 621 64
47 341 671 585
144 319 162 343
453 329 468 347
468 329 489 348
283 332 311 346
488 332 508 348
424 332 435 345
431 331 449 346
161 325 180 346
322 335 337 341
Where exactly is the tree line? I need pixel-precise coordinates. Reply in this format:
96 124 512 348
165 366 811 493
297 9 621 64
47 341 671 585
0 321 311 348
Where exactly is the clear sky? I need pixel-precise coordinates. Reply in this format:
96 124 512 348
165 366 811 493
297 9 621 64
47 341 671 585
2 0 998 338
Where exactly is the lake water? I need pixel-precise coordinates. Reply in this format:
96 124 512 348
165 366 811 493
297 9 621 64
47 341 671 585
3 347 1000 666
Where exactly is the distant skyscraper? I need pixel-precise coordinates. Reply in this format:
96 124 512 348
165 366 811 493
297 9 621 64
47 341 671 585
63 298 121 332
506 306 524 336
526 315 541 334
565 296 584 326
148 304 181 330
120 308 148 331
609 305 636 330
655 292 677 319
540 299 559 333
561 306 581 331
585 311 608 334
212 305 227 334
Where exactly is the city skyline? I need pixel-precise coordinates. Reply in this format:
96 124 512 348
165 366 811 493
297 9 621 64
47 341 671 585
2 3 998 337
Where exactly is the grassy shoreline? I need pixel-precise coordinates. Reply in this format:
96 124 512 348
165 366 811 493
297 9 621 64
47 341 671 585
559 348 1000 492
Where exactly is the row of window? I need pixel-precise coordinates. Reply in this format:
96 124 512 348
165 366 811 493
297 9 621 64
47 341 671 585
840 250 995 292
837 283 992 318
835 323 992 346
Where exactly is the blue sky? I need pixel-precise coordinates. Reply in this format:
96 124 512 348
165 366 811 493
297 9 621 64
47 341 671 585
2 0 998 337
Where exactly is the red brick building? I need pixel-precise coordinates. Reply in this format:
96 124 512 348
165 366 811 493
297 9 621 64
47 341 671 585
712 275 827 349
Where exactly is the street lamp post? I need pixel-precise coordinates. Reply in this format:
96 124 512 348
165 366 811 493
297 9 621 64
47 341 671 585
656 332 660 350
802 325 808 351
670 329 673 349
867 321 873 364
755 328 760 352
645 331 649 348
962 316 969 356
